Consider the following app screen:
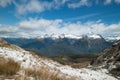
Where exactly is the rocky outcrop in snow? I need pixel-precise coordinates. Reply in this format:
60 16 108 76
91 40 120 79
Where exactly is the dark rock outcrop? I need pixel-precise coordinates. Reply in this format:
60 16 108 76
91 40 120 77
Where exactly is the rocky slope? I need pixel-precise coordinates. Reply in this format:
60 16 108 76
0 39 118 80
91 40 120 79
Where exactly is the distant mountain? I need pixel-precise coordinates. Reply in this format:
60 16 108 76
4 33 114 56
105 35 120 42
36 33 102 40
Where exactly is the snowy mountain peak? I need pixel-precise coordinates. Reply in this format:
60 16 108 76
51 33 61 39
82 33 102 39
64 34 82 39
50 33 82 39
87 34 102 39
86 32 102 39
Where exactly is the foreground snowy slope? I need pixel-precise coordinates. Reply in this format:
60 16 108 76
0 39 118 80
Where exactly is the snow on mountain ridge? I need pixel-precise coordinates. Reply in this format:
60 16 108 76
64 34 82 39
105 36 120 42
87 34 102 39
37 33 102 40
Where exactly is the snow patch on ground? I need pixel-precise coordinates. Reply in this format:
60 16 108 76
0 47 118 80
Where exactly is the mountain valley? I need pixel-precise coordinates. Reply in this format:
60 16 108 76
4 33 116 56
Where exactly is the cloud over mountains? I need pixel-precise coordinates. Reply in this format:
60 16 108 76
0 18 120 38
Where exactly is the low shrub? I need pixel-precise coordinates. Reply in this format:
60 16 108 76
24 66 77 80
0 57 20 76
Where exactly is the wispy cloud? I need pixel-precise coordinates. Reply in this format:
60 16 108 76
115 0 120 4
13 0 53 15
0 0 120 15
65 13 99 21
0 0 12 7
18 18 62 30
68 0 90 8
13 0 69 15
104 0 120 5
13 0 120 15
104 0 112 5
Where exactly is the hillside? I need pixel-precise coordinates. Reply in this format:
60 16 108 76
91 40 120 79
0 39 118 80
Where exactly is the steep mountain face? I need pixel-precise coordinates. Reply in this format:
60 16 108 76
4 34 114 56
0 39 118 80
91 40 120 78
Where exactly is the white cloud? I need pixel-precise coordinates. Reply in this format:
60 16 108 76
0 0 12 7
65 13 99 21
104 0 120 5
53 0 68 8
13 0 69 15
18 18 62 30
0 19 120 38
68 0 89 8
14 0 53 15
95 0 99 4
104 0 112 5
0 24 18 38
0 0 120 15
115 0 120 4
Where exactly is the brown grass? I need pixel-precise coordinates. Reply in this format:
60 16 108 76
23 66 77 80
24 66 60 80
0 57 20 76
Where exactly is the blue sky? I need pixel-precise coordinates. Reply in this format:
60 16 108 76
0 0 120 38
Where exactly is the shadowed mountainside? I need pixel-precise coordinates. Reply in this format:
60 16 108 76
4 36 113 56
91 40 120 78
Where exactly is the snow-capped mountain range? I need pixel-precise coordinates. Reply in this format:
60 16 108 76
36 33 120 42
3 33 120 56
37 33 102 40
4 33 117 56
105 35 120 42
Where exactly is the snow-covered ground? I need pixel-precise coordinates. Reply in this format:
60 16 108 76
0 46 118 80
